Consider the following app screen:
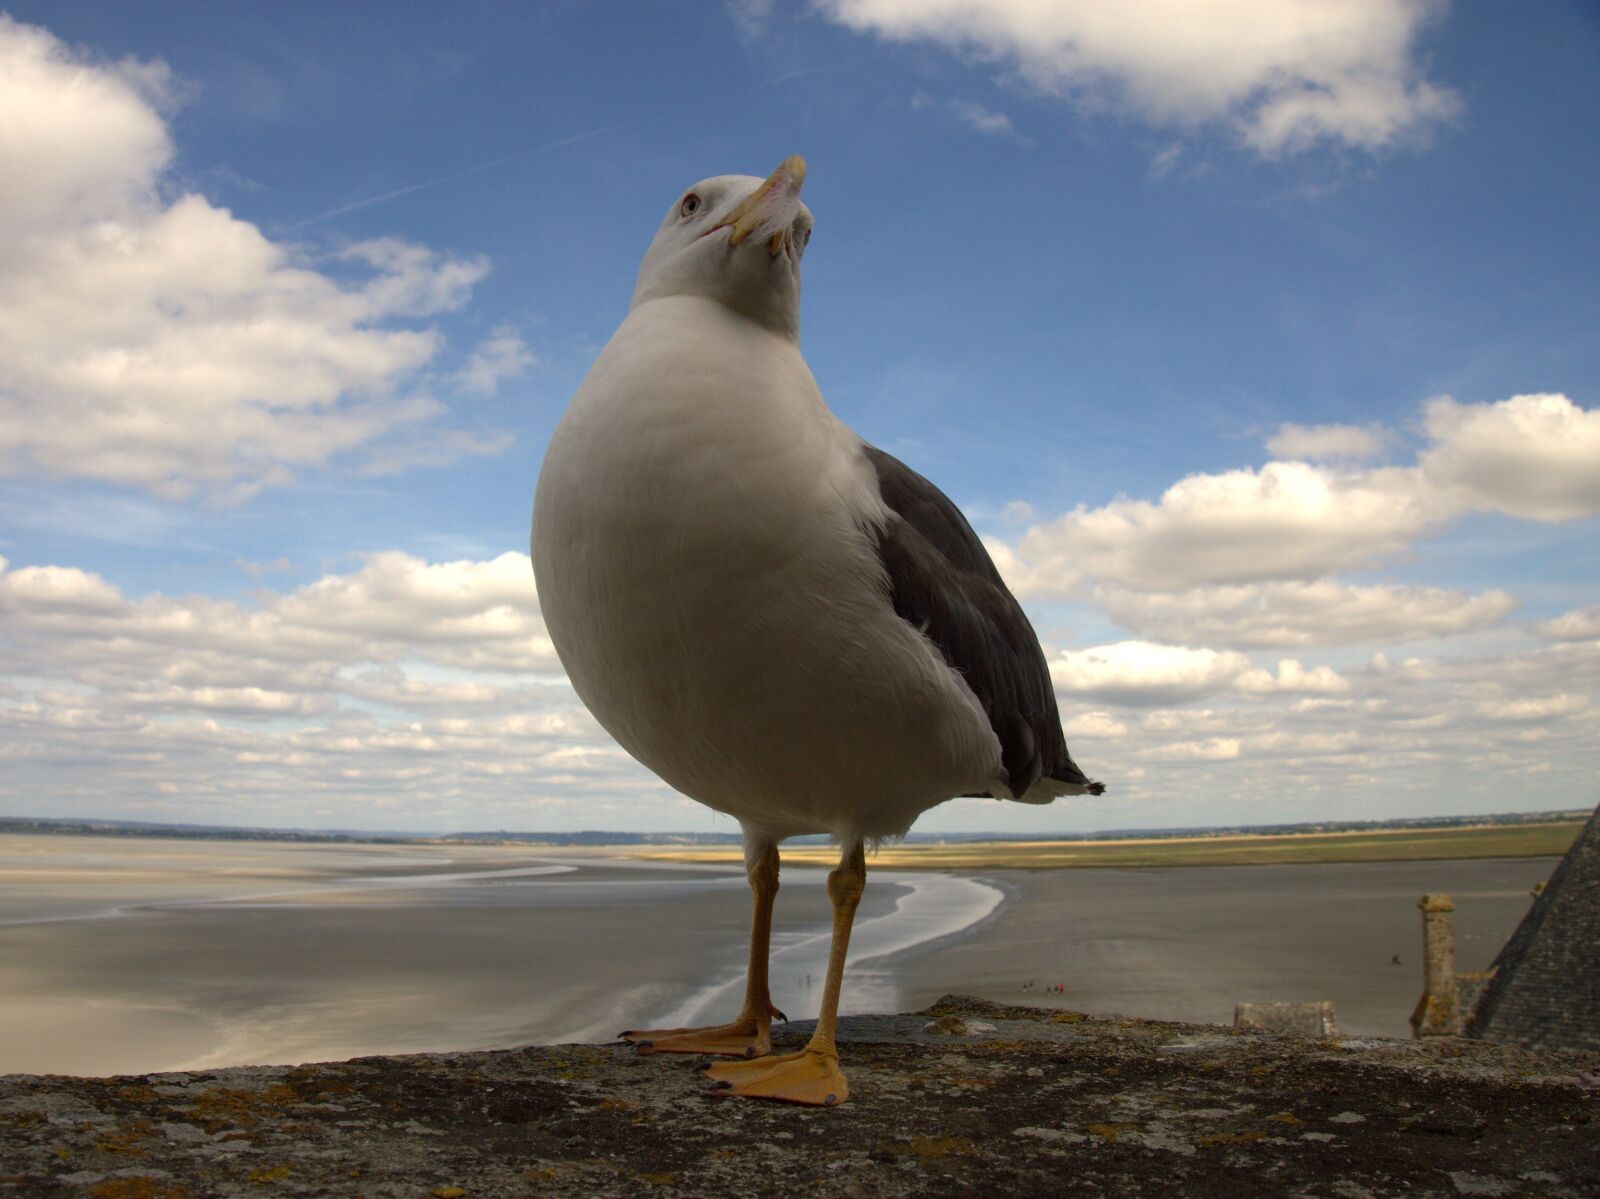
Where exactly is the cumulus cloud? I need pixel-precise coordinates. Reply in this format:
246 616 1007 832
1266 422 1389 462
0 550 561 691
1097 580 1517 648
1234 659 1350 694
1046 637 1350 709
1049 640 1252 706
1475 693 1590 723
1007 461 1447 594
0 549 668 827
1062 710 1127 739
994 392 1599 600
1536 605 1600 643
1143 737 1240 762
0 17 500 502
2 548 1596 828
1419 393 1600 521
817 0 1459 155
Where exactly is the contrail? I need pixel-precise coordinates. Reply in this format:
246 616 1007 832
289 122 633 229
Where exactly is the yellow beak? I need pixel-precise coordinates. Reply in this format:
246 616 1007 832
719 155 807 251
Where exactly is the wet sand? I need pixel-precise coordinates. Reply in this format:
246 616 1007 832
892 857 1554 1037
0 836 967 1077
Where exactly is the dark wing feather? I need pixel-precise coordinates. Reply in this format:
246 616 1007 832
862 444 1102 798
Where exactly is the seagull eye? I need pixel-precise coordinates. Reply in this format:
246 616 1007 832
800 227 812 248
680 193 701 219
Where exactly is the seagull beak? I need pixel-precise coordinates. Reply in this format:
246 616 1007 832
718 155 806 254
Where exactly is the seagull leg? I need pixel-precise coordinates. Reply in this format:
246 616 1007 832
622 836 784 1058
703 839 863 1106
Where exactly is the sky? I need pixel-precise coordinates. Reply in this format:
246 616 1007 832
1 1 1597 835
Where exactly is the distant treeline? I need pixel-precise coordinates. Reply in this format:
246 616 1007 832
0 808 1588 847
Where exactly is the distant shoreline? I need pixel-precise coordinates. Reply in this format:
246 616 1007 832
626 819 1583 870
0 808 1586 852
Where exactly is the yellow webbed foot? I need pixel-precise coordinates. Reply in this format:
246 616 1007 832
703 1047 848 1106
620 1015 773 1058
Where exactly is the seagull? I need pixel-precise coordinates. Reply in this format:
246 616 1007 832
532 156 1103 1106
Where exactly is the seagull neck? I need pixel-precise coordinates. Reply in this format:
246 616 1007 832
631 294 799 346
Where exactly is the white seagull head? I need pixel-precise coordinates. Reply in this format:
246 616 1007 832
630 155 813 337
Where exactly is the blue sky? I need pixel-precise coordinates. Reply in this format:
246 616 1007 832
1 1 1597 834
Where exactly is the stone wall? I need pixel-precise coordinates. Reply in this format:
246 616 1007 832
1 997 1595 1198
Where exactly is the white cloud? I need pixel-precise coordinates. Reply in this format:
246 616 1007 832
1063 710 1127 739
1147 141 1184 180
949 100 1031 144
0 16 172 238
1419 393 1600 521
1536 605 1600 643
1266 422 1389 461
1143 737 1240 762
728 0 777 39
0 17 498 502
994 392 1598 598
457 326 536 396
1234 659 1350 694
3 549 1597 830
817 0 1459 155
0 550 561 686
1007 461 1446 594
1048 639 1348 708
1097 580 1516 648
1050 640 1251 706
235 557 294 578
0 549 668 827
1475 693 1589 723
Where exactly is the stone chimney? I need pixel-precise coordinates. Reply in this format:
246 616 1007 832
1410 894 1459 1038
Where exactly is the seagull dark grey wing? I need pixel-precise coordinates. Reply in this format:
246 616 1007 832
861 444 1103 800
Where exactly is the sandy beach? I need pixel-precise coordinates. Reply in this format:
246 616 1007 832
0 835 1554 1075
0 836 973 1076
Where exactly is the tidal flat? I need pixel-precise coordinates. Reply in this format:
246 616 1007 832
0 834 1552 1076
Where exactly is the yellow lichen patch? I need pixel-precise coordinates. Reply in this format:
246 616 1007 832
598 1098 631 1111
115 1085 159 1103
184 1085 300 1134
637 1173 679 1185
876 1136 974 1159
88 1180 191 1199
1266 1112 1301 1124
94 1118 157 1156
1198 1130 1268 1147
283 1069 356 1098
1049 1011 1089 1024
248 1165 291 1185
430 1187 467 1198
1087 1122 1138 1143
941 1075 997 1090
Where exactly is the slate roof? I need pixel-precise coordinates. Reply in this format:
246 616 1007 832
1466 803 1600 1052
